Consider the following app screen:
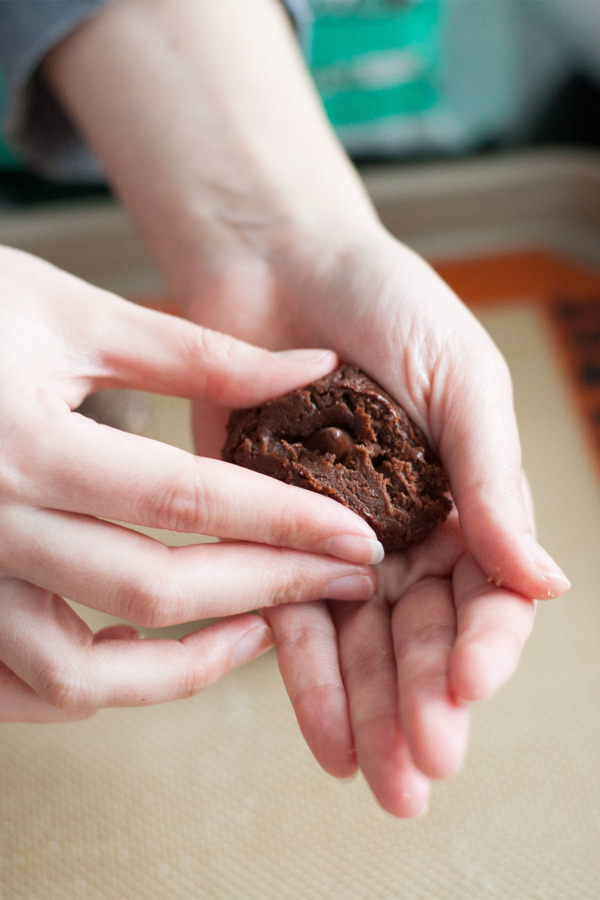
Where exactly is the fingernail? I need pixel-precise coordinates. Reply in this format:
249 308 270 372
322 573 375 601
524 535 571 597
274 348 337 366
232 624 274 667
94 624 143 642
414 799 430 818
400 791 430 819
325 534 385 566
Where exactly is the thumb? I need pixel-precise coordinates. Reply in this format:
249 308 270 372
434 332 570 601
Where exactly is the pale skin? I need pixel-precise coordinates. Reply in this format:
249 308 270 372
8 0 566 816
0 247 380 720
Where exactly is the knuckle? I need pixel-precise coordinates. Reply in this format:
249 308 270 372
236 548 282 609
351 709 396 744
117 558 187 629
270 499 305 548
395 619 455 670
195 327 243 402
263 553 313 607
343 644 393 686
173 318 212 369
34 658 92 712
120 580 169 629
407 621 457 650
276 620 331 655
148 479 211 534
178 658 211 700
290 679 345 712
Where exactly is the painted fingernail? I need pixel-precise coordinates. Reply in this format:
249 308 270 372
322 573 375 601
325 534 385 566
274 348 337 366
524 535 571 597
232 624 274 667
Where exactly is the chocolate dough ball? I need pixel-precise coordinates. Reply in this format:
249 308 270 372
222 366 452 551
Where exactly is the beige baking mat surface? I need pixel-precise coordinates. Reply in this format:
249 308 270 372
2 257 600 900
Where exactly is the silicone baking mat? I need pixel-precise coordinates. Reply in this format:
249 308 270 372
2 157 600 898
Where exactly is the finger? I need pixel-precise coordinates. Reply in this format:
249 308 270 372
391 577 470 779
449 552 537 703
333 600 430 818
373 511 465 605
23 412 383 564
0 660 95 723
264 601 357 779
73 285 340 407
0 577 274 712
2 249 339 408
0 624 140 722
0 507 377 626
431 327 570 601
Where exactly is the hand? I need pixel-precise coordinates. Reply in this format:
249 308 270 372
184 226 567 815
266 503 536 817
0 246 382 722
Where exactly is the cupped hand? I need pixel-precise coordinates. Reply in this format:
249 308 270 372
0 246 382 722
267 507 536 816
278 228 570 600
187 224 569 816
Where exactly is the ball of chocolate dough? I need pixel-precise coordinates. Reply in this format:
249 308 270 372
222 365 452 551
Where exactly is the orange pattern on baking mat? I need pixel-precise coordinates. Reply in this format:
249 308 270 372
435 248 600 476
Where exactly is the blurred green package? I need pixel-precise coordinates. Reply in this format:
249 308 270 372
306 0 454 156
0 75 21 170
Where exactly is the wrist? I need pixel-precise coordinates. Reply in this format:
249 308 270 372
168 190 382 326
44 0 381 327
